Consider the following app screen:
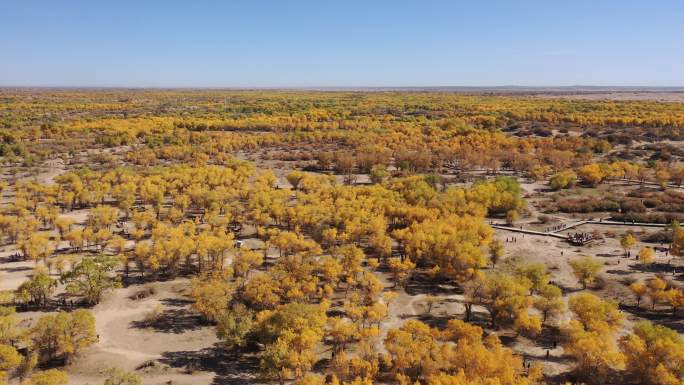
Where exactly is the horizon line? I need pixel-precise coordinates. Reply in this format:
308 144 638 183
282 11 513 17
2 85 684 92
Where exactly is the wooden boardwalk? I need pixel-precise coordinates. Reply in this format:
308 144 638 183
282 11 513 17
585 220 667 228
491 218 668 240
490 225 569 239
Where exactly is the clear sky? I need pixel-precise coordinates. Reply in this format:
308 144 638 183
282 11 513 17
1 0 683 87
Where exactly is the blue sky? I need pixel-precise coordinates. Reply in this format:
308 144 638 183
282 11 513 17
1 1 683 87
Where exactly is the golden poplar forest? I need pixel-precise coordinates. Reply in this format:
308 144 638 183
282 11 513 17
0 89 682 385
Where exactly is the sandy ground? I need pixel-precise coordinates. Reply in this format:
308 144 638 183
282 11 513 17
535 91 684 103
65 279 220 385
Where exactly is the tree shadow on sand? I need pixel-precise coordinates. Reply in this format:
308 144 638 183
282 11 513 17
620 304 683 333
629 262 677 274
0 265 32 273
130 307 208 334
158 344 263 385
416 313 454 329
605 269 632 276
404 271 458 296
160 297 194 307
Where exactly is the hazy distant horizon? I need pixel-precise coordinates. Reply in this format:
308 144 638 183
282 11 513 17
2 85 684 92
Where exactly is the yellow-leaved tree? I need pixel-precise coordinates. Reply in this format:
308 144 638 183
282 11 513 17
620 320 684 385
562 293 625 384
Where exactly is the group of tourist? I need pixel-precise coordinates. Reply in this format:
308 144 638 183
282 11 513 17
568 232 593 245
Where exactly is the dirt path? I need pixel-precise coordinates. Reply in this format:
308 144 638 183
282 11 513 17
65 279 220 385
